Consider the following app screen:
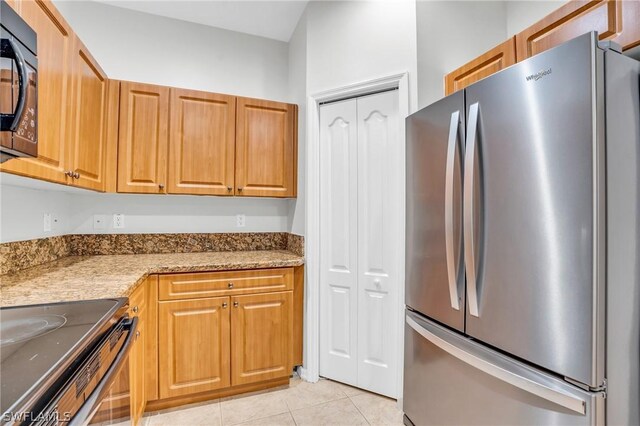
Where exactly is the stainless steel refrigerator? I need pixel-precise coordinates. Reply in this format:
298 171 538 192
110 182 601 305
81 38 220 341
404 32 640 426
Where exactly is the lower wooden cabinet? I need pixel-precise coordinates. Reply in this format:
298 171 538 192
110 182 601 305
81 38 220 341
158 297 231 399
128 281 147 426
231 292 293 386
130 267 303 413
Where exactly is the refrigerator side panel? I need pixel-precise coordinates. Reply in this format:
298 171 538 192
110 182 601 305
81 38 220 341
403 311 604 426
463 33 603 387
605 50 640 426
405 91 466 331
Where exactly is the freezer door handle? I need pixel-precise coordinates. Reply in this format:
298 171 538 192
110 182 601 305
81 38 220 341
464 102 480 317
406 314 587 415
445 110 462 311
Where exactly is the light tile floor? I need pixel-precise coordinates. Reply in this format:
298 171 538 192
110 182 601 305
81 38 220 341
142 376 404 426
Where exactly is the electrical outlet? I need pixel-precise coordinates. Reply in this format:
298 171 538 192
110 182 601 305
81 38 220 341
43 213 52 232
236 214 246 228
93 215 107 230
113 214 125 229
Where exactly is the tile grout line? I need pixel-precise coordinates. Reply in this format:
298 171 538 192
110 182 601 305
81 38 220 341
347 394 372 425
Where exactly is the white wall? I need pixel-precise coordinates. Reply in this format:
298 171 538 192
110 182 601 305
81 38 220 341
416 1 507 108
287 9 307 236
0 179 73 243
305 0 418 112
506 1 566 37
53 0 290 102
68 193 290 235
0 175 290 243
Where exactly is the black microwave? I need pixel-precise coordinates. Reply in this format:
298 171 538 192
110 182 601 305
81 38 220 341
0 0 37 163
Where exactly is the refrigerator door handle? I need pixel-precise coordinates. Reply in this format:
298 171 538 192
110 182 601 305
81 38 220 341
406 314 587 415
445 110 462 310
464 102 480 317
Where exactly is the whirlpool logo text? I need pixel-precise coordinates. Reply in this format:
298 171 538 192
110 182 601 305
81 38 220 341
526 68 552 82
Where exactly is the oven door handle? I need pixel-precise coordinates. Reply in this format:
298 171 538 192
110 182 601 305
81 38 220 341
69 316 138 426
0 38 28 132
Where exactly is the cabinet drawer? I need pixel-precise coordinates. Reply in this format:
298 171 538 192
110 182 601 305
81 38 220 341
159 268 294 301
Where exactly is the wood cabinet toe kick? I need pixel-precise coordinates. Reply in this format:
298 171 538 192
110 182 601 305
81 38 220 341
125 265 304 415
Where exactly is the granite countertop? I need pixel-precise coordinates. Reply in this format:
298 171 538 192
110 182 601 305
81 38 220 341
0 250 304 307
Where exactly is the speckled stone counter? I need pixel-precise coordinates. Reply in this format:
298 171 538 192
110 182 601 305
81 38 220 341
0 250 304 307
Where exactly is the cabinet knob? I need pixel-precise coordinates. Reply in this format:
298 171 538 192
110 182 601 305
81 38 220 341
132 306 139 313
222 302 228 308
237 187 243 192
227 186 232 192
228 282 234 288
64 170 73 177
73 172 80 179
159 183 165 190
233 301 239 308
135 330 140 338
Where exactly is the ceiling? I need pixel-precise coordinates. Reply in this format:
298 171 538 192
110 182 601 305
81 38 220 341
93 0 309 42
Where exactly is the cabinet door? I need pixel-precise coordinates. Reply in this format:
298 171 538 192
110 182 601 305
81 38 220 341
515 0 640 60
130 314 145 426
231 291 293 386
168 89 235 195
117 82 169 193
67 37 108 191
235 97 297 198
444 38 516 95
158 297 230 398
1 0 73 184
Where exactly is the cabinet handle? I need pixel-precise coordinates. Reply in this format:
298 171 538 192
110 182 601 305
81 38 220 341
227 186 232 192
135 330 140 339
222 302 228 308
73 172 80 179
237 187 243 192
159 183 165 190
233 301 239 308
132 306 139 313
64 170 73 177
228 282 234 288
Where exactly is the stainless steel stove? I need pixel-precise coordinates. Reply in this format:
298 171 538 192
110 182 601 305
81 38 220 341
0 299 135 425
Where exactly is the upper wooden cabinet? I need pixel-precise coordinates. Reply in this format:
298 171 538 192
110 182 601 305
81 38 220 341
116 90 298 198
0 1 299 197
235 98 297 198
445 38 517 95
66 37 108 191
168 89 236 196
444 0 640 96
117 82 169 194
0 0 73 184
516 0 640 61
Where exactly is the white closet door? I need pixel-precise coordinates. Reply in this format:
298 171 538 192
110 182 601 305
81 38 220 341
319 99 359 386
356 91 399 397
